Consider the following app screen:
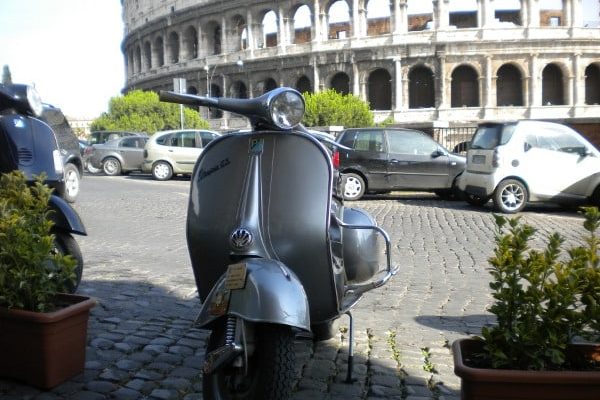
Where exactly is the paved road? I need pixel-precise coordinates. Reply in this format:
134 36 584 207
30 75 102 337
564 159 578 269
0 174 588 400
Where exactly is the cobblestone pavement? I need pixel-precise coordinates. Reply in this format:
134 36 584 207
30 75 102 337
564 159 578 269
0 174 588 400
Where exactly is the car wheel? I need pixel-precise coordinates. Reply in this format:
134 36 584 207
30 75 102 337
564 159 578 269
152 161 173 181
493 179 528 213
102 157 122 176
341 173 366 201
62 163 80 203
52 231 83 293
465 193 490 207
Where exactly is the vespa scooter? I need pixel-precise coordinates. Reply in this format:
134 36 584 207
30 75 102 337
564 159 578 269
159 87 397 399
0 83 86 292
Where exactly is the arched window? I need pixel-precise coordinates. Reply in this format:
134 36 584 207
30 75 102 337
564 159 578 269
263 78 278 94
184 26 198 60
187 86 198 95
168 32 180 63
542 63 564 105
135 45 142 73
143 41 152 70
328 1 350 39
213 26 222 55
451 65 479 107
262 10 278 47
295 75 312 94
154 37 164 67
232 15 246 52
367 0 391 35
209 84 223 118
496 64 523 106
232 81 248 98
293 5 312 43
331 72 350 95
409 66 435 108
368 69 392 110
585 64 600 105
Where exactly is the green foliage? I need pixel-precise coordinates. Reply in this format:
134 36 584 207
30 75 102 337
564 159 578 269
302 89 374 128
90 90 209 134
480 208 600 370
0 171 76 312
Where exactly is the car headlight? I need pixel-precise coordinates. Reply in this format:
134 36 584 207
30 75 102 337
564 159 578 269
269 90 304 130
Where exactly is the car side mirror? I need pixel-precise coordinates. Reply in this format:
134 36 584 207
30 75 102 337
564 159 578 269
524 142 532 152
431 149 445 158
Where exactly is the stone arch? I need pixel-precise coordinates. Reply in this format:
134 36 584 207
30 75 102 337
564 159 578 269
366 0 391 36
451 64 479 107
168 31 180 64
231 15 247 52
328 0 350 39
183 26 198 60
154 36 164 67
585 63 600 105
209 83 223 118
262 10 278 47
203 21 221 55
368 68 392 110
231 80 248 98
135 45 142 73
408 65 435 108
143 41 152 70
496 63 523 106
331 71 350 94
295 75 312 94
293 4 312 44
542 63 565 105
263 77 278 93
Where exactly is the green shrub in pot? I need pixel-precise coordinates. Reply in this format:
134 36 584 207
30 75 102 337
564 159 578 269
477 208 600 370
0 170 76 312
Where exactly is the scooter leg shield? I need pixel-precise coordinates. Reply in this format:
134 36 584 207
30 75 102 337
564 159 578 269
195 258 311 332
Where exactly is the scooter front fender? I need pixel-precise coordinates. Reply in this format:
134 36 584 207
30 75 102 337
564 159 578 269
48 195 86 235
196 258 310 331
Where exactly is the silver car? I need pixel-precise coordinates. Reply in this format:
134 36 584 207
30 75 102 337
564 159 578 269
142 129 221 180
89 135 149 176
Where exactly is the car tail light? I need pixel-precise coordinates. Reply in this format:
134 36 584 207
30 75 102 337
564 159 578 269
84 146 93 155
332 151 340 169
492 149 500 168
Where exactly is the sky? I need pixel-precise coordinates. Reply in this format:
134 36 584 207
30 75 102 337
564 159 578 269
1 0 598 119
0 1 124 119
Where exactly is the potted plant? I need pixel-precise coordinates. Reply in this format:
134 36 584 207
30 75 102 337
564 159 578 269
453 208 600 399
0 171 95 389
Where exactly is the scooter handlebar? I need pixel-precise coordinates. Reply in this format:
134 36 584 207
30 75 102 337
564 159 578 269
159 91 218 108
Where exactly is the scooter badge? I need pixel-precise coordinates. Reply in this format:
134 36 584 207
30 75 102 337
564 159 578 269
230 228 253 250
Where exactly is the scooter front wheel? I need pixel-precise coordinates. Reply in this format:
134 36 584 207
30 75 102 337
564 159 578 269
203 323 295 400
52 231 83 293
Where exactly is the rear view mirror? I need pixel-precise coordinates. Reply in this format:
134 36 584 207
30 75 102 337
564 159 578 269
432 149 445 158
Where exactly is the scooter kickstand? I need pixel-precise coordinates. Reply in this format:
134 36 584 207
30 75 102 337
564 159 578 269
344 311 356 384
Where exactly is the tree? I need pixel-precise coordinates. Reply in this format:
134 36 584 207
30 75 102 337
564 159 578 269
302 89 374 128
2 65 12 85
90 90 209 133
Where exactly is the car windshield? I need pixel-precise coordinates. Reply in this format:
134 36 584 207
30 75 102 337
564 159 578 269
470 124 516 149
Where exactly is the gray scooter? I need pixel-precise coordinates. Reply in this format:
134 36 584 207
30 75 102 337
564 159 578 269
159 87 398 399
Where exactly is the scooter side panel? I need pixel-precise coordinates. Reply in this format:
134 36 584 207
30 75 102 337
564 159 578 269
187 131 342 323
195 258 310 330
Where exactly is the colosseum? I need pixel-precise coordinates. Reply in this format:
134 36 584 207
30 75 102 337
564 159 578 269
121 0 600 145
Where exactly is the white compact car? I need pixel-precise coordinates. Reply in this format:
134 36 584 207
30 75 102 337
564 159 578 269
458 120 600 213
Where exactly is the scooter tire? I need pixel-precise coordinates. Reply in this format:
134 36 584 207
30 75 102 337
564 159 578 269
203 322 295 400
52 231 83 293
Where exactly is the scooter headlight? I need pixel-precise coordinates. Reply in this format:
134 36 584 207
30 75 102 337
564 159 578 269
269 90 305 130
26 86 44 117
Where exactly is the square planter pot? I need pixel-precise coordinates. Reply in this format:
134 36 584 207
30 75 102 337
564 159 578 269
453 338 600 400
0 293 95 389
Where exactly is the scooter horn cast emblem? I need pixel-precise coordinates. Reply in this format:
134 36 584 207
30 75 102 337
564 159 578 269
230 228 253 249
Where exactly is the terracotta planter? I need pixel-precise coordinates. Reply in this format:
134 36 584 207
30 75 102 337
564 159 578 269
0 294 95 389
452 338 600 400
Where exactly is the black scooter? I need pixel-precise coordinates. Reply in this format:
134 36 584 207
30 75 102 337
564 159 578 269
0 83 85 291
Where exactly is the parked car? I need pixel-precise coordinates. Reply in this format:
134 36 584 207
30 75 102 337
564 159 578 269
88 130 144 145
40 104 83 202
88 135 149 176
142 129 221 180
458 120 600 213
334 128 466 200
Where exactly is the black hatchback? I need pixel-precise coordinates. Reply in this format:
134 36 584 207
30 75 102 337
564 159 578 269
334 128 466 200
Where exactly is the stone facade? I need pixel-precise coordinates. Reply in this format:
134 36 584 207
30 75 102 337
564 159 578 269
121 0 600 137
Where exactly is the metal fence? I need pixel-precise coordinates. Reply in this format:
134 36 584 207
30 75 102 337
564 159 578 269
428 126 477 154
